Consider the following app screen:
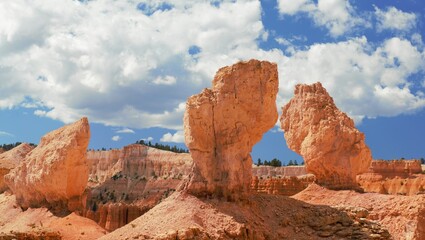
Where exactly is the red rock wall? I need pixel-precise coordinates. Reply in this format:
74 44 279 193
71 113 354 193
369 160 422 177
251 174 315 196
252 165 306 178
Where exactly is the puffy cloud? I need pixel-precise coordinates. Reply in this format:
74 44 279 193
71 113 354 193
279 36 425 123
111 135 121 141
116 128 135 134
0 0 269 129
375 6 416 32
153 75 177 85
277 0 369 37
160 130 184 143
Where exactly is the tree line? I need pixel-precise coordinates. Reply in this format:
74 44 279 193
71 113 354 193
136 140 189 153
0 142 37 151
256 158 304 167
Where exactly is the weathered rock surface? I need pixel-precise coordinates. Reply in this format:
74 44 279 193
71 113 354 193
184 59 279 199
84 144 192 231
5 118 90 212
293 183 425 240
251 174 315 196
252 165 306 178
369 160 422 177
280 82 372 189
0 143 34 192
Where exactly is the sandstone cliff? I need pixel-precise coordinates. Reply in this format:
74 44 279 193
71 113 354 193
357 160 425 195
84 144 193 231
5 117 90 212
280 82 372 189
0 143 34 192
252 165 306 178
184 59 279 200
251 174 315 196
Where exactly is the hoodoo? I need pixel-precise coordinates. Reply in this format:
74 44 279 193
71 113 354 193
184 59 279 199
280 82 372 189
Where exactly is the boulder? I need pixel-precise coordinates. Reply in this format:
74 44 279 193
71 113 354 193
280 82 372 189
184 59 279 199
0 143 34 192
5 117 90 212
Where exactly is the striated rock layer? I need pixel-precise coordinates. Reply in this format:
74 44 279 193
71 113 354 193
357 160 425 195
184 59 279 199
0 143 34 193
252 165 306 178
251 174 315 196
293 183 425 240
5 118 90 212
84 144 193 231
280 82 372 189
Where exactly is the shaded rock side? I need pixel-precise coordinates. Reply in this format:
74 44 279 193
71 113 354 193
184 59 279 199
0 143 34 193
5 117 90 211
280 82 372 189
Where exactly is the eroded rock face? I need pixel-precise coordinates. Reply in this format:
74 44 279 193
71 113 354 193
280 82 372 189
184 59 279 199
5 118 90 211
84 144 193 231
251 174 315 196
0 143 34 193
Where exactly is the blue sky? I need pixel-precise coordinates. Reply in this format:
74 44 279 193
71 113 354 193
1 0 424 164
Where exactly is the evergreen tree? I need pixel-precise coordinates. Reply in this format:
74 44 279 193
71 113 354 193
257 158 263 166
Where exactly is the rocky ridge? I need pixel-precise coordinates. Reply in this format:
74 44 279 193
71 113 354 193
280 82 372 189
184 59 279 200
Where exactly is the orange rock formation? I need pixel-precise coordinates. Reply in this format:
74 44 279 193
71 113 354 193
280 82 372 189
5 117 90 212
184 59 279 199
0 143 34 192
252 165 306 177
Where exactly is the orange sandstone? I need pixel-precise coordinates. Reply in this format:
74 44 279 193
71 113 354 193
184 59 279 199
280 82 372 189
5 117 90 212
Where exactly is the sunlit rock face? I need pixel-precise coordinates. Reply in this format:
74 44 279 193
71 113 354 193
5 117 90 212
184 59 279 200
280 82 372 189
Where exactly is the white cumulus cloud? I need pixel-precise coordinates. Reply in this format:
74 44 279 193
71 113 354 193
279 36 425 123
0 0 269 129
111 135 121 141
160 130 184 143
277 0 369 37
375 6 416 32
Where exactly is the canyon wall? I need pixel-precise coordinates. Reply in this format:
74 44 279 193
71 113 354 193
251 174 315 196
84 144 193 231
184 59 279 200
252 165 306 178
357 159 425 195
